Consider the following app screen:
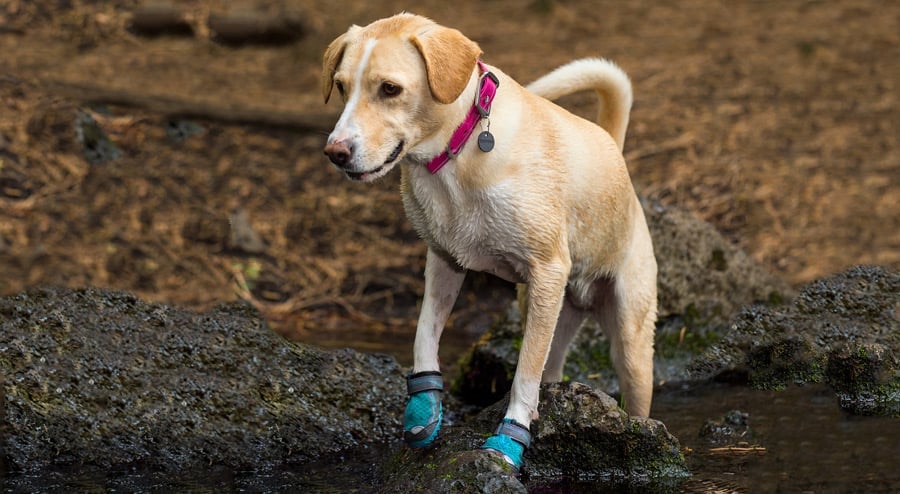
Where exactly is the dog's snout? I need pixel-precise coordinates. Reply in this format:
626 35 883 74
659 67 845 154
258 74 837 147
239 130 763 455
324 140 353 168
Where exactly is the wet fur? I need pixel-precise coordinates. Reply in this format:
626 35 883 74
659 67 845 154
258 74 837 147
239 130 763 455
323 13 657 428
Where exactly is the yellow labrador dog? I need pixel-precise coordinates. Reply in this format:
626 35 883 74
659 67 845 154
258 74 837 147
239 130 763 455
322 13 656 468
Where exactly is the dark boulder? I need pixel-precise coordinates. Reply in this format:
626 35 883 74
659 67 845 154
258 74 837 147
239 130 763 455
0 287 405 471
689 265 899 416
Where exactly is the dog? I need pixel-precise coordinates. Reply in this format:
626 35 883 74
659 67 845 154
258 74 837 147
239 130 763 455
322 13 657 468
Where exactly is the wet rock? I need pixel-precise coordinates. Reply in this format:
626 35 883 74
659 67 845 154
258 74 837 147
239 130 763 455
453 304 520 406
383 446 526 494
383 382 688 492
518 382 688 484
698 410 754 447
689 265 899 416
0 287 405 471
455 202 789 404
826 343 899 416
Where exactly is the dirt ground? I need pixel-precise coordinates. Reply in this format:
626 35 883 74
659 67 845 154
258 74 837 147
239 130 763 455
0 1 897 344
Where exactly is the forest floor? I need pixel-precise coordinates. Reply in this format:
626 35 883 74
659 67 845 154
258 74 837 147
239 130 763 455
1 0 896 348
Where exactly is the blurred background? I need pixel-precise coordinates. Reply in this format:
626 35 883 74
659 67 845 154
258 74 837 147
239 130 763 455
0 0 897 362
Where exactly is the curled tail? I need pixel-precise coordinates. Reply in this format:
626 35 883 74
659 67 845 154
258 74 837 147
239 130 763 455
526 58 633 151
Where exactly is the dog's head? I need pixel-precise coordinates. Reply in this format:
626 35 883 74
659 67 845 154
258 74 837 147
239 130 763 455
322 13 482 181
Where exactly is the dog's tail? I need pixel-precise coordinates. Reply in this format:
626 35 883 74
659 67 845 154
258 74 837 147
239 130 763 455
526 58 632 151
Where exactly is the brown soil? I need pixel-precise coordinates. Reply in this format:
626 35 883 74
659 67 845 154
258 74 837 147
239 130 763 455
1 1 897 345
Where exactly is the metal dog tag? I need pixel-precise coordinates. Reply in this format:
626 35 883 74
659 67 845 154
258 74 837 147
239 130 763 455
477 131 495 152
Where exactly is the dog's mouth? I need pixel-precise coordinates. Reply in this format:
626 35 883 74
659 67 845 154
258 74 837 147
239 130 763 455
345 141 404 182
385 141 404 165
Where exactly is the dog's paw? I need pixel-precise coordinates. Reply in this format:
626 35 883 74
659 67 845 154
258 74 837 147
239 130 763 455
481 418 531 468
403 371 444 447
403 389 443 447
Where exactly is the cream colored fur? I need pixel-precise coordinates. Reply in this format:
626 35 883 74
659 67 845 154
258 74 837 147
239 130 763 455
322 14 657 429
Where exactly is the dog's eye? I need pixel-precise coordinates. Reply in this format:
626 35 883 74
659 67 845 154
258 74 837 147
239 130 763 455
335 81 345 97
381 82 402 97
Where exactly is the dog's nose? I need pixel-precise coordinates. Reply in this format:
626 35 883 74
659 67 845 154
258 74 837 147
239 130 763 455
324 140 352 168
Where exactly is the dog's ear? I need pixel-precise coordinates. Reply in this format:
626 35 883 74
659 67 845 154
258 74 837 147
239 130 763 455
411 26 482 104
322 26 359 103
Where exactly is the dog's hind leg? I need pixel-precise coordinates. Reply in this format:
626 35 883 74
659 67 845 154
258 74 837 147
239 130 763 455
405 248 466 447
595 253 657 417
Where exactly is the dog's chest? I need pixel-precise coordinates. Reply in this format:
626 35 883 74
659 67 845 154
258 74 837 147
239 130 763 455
401 168 527 281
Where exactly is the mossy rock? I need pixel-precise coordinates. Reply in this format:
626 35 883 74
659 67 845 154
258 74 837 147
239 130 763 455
0 287 406 471
384 382 688 492
690 265 899 416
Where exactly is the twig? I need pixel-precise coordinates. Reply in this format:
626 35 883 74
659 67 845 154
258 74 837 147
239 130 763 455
708 446 767 455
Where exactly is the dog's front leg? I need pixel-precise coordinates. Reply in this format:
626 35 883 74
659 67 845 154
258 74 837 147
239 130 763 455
404 248 465 447
412 248 465 372
483 259 570 467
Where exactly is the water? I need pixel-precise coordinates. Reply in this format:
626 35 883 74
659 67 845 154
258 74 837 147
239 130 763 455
653 383 900 493
4 382 897 493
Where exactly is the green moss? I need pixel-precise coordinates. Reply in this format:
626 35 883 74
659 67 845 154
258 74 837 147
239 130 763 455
569 339 613 373
655 328 722 359
767 290 786 305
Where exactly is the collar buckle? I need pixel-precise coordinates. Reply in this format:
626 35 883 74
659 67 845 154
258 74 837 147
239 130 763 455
475 71 500 118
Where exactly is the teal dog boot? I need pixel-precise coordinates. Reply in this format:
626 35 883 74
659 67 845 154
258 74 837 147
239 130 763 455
403 371 444 447
481 418 531 468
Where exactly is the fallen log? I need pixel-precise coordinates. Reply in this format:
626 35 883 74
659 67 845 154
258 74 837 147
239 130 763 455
42 79 337 132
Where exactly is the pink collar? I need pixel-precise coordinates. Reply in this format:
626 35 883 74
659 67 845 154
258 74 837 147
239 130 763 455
426 60 499 174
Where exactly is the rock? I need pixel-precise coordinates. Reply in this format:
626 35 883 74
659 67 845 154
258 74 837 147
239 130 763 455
689 265 899 416
644 199 791 326
0 287 405 471
455 202 790 404
517 382 689 484
75 111 123 164
698 410 754 447
383 382 688 492
826 342 898 416
383 446 526 494
453 304 521 406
